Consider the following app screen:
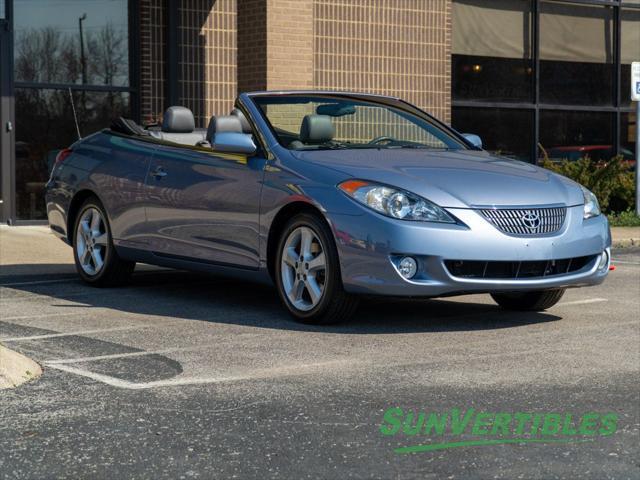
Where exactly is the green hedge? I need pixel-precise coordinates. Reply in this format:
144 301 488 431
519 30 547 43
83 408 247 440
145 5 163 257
540 156 635 214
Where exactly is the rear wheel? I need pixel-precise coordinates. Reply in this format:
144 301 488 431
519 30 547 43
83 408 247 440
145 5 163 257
491 288 566 311
73 198 135 286
275 213 358 324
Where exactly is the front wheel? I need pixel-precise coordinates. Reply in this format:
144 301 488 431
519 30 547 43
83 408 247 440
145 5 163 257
491 288 566 311
73 198 135 287
275 213 359 324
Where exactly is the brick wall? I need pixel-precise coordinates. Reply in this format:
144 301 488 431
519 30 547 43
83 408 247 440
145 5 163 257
314 0 451 123
139 0 166 124
138 1 452 125
237 0 267 92
178 0 237 127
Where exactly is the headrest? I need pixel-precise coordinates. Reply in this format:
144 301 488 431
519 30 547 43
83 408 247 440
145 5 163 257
230 108 252 134
162 106 195 133
206 115 243 143
300 115 334 144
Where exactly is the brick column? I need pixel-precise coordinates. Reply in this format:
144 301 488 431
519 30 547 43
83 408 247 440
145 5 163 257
238 0 313 92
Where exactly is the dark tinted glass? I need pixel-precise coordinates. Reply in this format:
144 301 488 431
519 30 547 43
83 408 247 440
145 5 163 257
452 107 534 162
540 2 614 106
15 89 130 220
620 112 637 162
452 0 533 102
621 8 640 107
538 111 614 164
13 0 129 86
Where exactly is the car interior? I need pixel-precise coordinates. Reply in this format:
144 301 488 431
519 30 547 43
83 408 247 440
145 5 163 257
110 106 254 149
111 105 344 152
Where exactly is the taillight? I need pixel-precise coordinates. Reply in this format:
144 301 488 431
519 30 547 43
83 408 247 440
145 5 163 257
54 148 73 168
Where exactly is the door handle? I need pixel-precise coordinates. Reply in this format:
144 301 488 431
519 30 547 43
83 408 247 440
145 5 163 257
151 166 167 179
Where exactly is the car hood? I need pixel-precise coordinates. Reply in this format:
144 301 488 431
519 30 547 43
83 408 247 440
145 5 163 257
291 149 584 208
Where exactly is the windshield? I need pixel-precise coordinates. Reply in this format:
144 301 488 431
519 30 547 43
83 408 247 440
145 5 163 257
251 94 468 151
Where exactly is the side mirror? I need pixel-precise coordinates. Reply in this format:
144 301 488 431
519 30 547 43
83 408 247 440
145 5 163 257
462 133 483 149
213 132 257 155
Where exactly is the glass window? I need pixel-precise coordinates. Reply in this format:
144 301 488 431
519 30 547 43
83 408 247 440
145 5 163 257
13 0 129 86
452 0 533 102
621 8 640 107
0 1 5 20
452 107 534 162
540 2 614 105
538 111 614 164
15 89 130 220
253 95 467 151
620 112 637 164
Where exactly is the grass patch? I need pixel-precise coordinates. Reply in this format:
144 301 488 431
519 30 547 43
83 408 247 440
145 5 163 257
608 210 640 227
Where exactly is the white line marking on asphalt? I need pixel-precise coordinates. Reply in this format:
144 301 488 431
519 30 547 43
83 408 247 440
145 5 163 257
45 359 355 390
557 298 608 307
0 278 78 287
1 312 84 322
610 260 640 265
0 325 151 342
45 345 212 364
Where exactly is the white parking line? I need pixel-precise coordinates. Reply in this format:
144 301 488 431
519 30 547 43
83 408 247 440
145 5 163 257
45 359 355 390
611 260 640 265
45 344 212 364
557 298 608 307
0 325 152 342
0 278 78 287
1 312 84 322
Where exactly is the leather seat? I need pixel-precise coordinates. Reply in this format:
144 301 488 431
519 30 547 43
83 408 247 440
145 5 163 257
230 108 252 134
205 115 243 144
299 114 334 144
149 107 206 145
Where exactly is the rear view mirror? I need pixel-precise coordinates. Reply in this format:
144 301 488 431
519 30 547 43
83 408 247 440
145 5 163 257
316 103 356 117
462 133 483 149
213 132 257 155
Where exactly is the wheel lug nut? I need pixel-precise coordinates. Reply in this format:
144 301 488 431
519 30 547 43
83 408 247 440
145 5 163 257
305 263 309 269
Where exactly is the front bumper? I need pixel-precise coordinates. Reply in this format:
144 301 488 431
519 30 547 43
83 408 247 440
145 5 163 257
331 205 611 297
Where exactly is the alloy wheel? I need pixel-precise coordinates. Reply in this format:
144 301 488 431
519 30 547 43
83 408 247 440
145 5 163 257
280 226 327 311
75 207 108 276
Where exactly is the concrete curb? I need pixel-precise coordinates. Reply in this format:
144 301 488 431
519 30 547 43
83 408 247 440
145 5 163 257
612 238 640 248
610 227 640 249
0 344 42 389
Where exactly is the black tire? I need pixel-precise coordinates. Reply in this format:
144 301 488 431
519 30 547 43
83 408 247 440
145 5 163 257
72 197 135 287
274 213 359 324
491 288 566 311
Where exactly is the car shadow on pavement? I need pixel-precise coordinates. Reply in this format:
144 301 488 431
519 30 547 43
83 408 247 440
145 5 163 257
2 266 562 334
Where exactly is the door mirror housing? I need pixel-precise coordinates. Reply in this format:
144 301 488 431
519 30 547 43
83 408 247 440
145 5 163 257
212 132 257 155
462 133 483 149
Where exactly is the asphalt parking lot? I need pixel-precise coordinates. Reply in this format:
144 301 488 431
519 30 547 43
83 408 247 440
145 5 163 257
1 227 639 479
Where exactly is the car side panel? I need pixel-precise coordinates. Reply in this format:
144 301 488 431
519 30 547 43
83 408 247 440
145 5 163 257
143 143 265 268
46 132 153 247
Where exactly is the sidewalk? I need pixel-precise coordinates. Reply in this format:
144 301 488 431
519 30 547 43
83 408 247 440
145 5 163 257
611 227 640 248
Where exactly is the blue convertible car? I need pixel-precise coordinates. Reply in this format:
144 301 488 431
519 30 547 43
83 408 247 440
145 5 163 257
46 91 611 324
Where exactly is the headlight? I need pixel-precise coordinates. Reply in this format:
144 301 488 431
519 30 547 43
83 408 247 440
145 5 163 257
581 186 601 219
338 180 455 223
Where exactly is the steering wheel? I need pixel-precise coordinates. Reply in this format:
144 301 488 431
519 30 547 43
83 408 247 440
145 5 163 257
368 136 396 145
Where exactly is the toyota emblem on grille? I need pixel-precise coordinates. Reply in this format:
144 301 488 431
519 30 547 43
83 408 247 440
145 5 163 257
521 210 541 232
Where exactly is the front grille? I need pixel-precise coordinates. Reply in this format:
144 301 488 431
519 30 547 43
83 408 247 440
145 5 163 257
480 207 566 236
444 255 597 280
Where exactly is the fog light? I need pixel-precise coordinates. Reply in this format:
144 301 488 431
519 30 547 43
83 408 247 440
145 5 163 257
398 257 418 279
598 250 609 271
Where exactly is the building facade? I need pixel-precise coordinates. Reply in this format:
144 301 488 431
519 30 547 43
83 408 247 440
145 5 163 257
0 0 637 222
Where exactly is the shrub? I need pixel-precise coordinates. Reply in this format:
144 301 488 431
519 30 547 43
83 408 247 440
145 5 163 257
540 155 636 213
608 210 640 227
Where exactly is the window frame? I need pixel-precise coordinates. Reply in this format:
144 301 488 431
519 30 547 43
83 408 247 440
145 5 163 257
12 0 140 122
452 0 640 163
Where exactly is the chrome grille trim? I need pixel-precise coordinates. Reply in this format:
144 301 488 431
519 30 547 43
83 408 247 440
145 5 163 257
479 207 567 236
